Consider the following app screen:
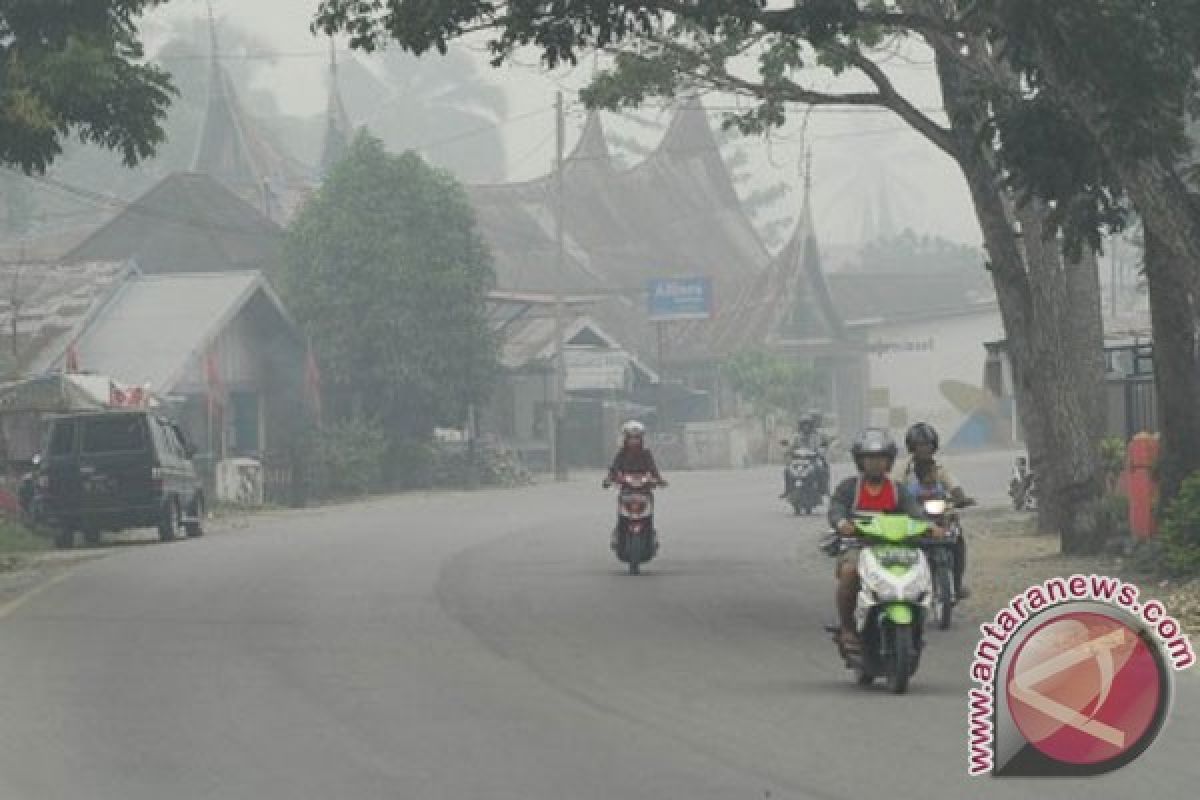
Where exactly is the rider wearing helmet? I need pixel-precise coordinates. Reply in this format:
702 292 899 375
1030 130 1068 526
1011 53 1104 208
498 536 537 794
901 422 972 599
604 421 667 488
780 410 830 498
827 428 944 658
604 421 667 550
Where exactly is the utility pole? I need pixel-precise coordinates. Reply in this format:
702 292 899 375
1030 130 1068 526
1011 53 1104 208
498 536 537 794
552 91 568 481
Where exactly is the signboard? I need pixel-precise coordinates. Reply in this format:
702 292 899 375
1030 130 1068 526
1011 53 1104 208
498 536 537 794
564 349 631 392
647 277 713 321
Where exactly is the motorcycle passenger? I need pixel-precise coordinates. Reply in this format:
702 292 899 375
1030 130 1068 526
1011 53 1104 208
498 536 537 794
780 411 829 499
828 428 944 658
901 422 972 599
604 420 667 549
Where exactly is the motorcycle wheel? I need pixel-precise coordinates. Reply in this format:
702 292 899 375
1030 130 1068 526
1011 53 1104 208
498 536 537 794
887 625 915 695
932 566 954 630
627 535 642 575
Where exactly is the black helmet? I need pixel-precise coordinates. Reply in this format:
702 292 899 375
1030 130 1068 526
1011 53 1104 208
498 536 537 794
851 428 898 470
905 422 940 454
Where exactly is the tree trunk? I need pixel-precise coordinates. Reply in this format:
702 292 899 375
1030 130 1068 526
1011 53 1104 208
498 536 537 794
935 46 1107 552
1144 227 1200 500
1016 203 1107 550
1029 41 1200 508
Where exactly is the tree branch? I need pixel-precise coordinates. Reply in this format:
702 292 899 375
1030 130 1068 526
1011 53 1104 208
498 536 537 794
823 41 956 155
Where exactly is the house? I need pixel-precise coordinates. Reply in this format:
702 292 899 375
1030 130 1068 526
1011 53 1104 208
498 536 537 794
466 102 867 442
825 270 1004 444
485 296 659 468
0 262 305 474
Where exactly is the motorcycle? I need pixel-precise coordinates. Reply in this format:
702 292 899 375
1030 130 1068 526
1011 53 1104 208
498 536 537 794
916 487 975 630
605 471 662 575
782 442 825 515
821 512 935 694
1009 455 1037 511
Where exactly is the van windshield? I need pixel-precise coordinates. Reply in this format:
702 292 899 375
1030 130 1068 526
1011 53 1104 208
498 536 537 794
81 417 148 454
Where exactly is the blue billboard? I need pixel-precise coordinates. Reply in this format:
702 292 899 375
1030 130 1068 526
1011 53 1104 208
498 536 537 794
647 277 713 321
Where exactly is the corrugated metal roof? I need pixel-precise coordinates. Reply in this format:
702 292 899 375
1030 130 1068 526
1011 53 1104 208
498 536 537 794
51 272 274 392
0 260 135 370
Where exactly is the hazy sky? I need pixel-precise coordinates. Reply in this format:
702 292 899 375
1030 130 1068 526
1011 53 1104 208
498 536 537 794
144 0 984 249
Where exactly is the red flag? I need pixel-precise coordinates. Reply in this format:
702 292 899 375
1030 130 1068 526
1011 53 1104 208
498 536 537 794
304 341 323 424
65 341 80 373
205 347 225 410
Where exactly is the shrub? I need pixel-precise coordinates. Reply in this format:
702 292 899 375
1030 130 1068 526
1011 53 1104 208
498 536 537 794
1096 492 1131 541
306 419 389 499
1100 436 1128 491
1161 471 1200 577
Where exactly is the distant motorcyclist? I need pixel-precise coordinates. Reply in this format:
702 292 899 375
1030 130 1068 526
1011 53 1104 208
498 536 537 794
901 422 972 599
603 420 666 488
604 421 666 551
780 411 830 498
828 428 944 658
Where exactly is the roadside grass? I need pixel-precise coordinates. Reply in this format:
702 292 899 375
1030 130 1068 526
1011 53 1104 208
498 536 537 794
0 519 50 554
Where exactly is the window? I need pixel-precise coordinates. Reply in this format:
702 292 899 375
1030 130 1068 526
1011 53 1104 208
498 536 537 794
81 416 148 454
49 421 77 456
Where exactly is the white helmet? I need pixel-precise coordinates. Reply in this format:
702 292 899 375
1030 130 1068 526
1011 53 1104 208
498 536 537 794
621 420 646 438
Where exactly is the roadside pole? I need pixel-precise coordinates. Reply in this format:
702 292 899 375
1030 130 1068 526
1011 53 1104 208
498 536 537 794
553 91 568 481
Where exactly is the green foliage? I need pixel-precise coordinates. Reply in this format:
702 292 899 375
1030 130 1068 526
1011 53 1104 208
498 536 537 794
1095 493 1130 541
982 1 1200 256
854 229 985 274
1161 471 1200 576
1100 436 1128 490
283 132 498 472
303 419 389 499
0 1 175 173
723 349 826 420
0 519 49 553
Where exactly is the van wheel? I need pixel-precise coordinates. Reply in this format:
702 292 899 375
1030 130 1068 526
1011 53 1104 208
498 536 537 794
185 496 205 538
55 527 75 549
158 501 178 542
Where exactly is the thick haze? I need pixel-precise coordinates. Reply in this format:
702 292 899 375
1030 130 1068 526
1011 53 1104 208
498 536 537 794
144 0 983 250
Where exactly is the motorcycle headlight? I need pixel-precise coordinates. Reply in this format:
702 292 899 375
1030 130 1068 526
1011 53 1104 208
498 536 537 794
923 499 947 516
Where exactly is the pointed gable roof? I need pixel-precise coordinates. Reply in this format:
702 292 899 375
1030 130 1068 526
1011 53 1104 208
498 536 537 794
696 152 846 359
63 172 283 276
319 38 354 178
191 12 311 221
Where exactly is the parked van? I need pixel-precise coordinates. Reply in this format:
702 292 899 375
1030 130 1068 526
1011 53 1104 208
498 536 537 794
39 411 206 548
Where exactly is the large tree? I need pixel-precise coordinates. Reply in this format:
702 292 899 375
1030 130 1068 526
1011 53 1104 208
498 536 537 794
282 131 498 467
0 0 175 173
313 0 1110 550
975 1 1200 503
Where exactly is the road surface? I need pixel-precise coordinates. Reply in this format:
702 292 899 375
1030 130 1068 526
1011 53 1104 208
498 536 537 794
1 453 1196 799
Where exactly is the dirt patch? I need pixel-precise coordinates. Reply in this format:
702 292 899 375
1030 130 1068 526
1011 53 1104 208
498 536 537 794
961 507 1200 632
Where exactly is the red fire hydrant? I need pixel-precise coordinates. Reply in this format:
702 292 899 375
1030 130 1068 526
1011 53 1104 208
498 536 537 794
1126 432 1160 540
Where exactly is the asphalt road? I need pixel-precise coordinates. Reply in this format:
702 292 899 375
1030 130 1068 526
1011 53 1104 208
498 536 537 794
1 452 1196 800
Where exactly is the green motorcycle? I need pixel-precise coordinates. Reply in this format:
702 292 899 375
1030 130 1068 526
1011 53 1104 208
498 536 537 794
822 513 935 694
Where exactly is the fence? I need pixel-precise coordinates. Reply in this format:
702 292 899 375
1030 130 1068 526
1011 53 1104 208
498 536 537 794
1106 377 1157 440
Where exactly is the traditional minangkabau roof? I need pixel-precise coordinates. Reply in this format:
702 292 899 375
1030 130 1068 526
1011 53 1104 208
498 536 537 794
319 38 354 179
191 11 313 222
466 97 775 367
